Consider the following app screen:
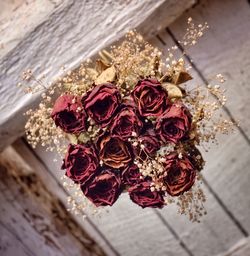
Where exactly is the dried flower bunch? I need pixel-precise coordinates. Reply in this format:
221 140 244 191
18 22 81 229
22 18 235 222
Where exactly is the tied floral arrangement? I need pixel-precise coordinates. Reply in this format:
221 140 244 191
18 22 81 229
21 18 235 222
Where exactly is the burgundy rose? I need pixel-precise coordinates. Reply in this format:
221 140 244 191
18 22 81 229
97 133 133 169
163 153 196 196
62 143 99 184
128 182 165 208
81 168 122 206
156 103 192 144
138 129 160 159
132 78 168 117
51 94 87 134
110 100 143 139
122 164 141 186
83 83 121 127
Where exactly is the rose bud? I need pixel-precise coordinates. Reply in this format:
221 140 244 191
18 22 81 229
51 94 87 134
81 168 122 207
122 164 141 186
62 143 99 185
156 103 192 144
97 133 133 169
163 153 196 196
110 100 143 139
128 182 165 208
82 83 121 127
138 129 160 159
132 78 168 117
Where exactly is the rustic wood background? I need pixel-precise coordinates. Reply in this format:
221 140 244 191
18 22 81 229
1 0 250 255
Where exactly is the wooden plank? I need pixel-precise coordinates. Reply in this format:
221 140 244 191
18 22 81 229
0 0 194 151
13 139 119 256
150 0 250 252
0 0 64 58
162 0 250 233
0 146 106 256
150 33 246 255
30 140 193 256
218 237 250 256
167 0 250 140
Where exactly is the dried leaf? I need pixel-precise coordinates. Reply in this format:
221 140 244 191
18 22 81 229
95 66 116 84
172 70 192 85
95 59 110 73
162 83 183 98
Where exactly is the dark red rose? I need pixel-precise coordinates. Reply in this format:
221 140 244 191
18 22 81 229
51 94 87 134
122 164 141 186
83 83 121 127
81 168 122 206
110 100 143 139
62 143 99 184
131 78 168 117
163 153 196 196
156 103 192 144
97 133 133 169
138 129 160 159
128 182 165 208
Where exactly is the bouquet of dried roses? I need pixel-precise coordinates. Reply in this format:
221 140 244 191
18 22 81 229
22 20 234 221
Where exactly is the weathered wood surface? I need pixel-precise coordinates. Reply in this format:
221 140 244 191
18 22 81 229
2 0 250 255
218 237 250 256
0 146 106 256
158 0 250 231
31 0 250 255
0 0 194 151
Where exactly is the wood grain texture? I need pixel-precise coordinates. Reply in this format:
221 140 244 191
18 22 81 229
0 146 106 256
0 0 194 151
0 0 64 58
218 237 250 256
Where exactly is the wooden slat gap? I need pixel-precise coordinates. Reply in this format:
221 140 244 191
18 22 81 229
154 209 194 256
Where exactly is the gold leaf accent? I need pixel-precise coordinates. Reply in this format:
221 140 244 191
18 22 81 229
95 66 116 84
162 83 183 98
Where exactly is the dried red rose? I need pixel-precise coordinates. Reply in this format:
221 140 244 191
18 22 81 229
122 164 141 186
156 103 192 144
163 153 196 196
81 168 122 206
51 94 87 134
62 143 99 184
138 129 160 159
132 78 168 117
97 133 133 169
83 83 121 127
110 100 143 139
128 182 165 208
